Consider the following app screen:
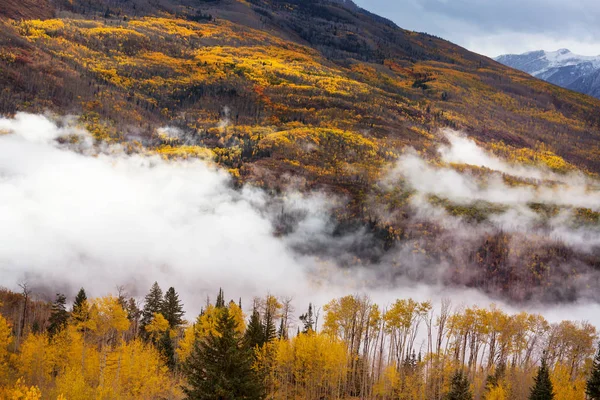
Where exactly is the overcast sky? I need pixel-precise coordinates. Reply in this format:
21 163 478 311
354 0 600 57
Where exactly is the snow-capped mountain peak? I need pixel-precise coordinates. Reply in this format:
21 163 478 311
495 49 600 99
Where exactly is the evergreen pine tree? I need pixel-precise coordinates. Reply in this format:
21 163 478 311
73 288 87 313
158 329 176 370
183 307 264 400
116 286 128 308
446 370 472 400
277 319 287 340
587 343 600 399
245 307 265 349
126 297 141 336
263 307 276 343
48 293 69 338
215 288 225 308
485 362 506 393
72 288 88 324
299 303 315 333
529 356 554 400
162 287 185 328
140 282 164 338
402 350 418 371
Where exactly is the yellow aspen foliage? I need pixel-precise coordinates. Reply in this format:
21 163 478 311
253 341 278 395
145 313 170 341
196 305 223 338
2 290 600 400
486 384 508 400
196 302 245 339
70 299 94 331
271 332 348 399
373 364 400 397
90 296 130 344
53 367 94 400
13 326 178 399
551 362 586 400
95 339 178 399
0 313 12 382
17 334 51 388
373 361 425 399
228 301 247 333
176 324 197 363
0 378 42 400
59 326 100 385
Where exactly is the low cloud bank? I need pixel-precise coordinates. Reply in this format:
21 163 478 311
387 130 600 251
1 114 599 327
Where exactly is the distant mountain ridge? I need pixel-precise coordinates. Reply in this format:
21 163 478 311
496 49 600 99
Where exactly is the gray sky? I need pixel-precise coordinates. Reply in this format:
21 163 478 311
354 0 600 57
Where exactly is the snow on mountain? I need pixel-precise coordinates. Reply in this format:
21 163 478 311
495 49 600 99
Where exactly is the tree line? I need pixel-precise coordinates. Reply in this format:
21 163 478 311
1 284 600 399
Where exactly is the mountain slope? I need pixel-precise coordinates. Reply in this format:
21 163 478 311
1 0 600 303
496 49 600 99
0 0 54 20
569 68 600 99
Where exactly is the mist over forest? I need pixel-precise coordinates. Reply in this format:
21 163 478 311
1 112 599 318
2 0 600 398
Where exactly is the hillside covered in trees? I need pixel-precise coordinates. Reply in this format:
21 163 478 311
1 285 600 400
1 0 599 304
1 1 600 397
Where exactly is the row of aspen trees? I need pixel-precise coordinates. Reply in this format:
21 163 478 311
1 284 600 399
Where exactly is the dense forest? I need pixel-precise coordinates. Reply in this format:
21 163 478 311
0 1 600 398
1 284 600 399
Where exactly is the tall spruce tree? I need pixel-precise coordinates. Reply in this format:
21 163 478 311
140 282 164 338
277 319 286 340
72 288 88 324
215 288 225 308
158 329 176 370
485 362 506 394
446 370 472 400
183 307 264 400
299 303 315 333
263 307 276 343
162 287 185 328
245 307 265 349
48 293 69 338
587 344 600 400
73 288 87 312
124 297 141 337
529 356 554 400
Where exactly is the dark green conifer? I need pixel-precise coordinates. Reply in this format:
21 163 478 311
48 293 69 338
140 282 163 338
587 343 600 400
162 287 185 328
263 307 276 343
72 288 89 324
215 288 225 308
244 307 265 349
446 369 472 400
299 303 315 333
183 307 264 400
485 362 506 393
158 330 176 370
277 319 287 340
73 288 87 313
529 355 554 400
